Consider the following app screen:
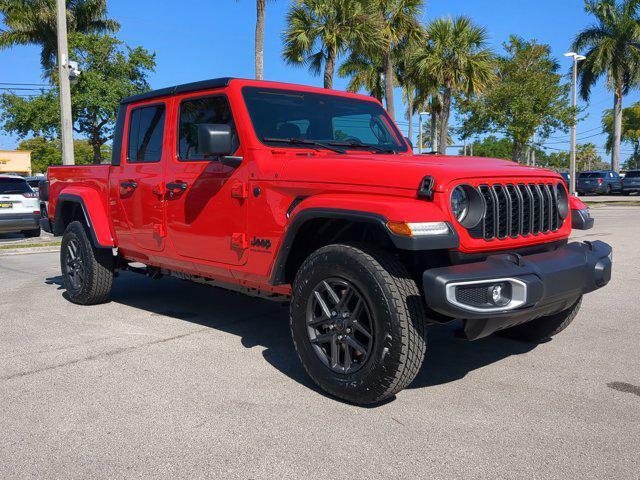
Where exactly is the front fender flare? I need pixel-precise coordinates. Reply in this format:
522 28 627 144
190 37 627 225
269 204 459 285
53 189 115 248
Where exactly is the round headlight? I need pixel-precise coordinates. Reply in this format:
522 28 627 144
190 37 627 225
556 183 569 220
451 186 470 222
450 184 485 229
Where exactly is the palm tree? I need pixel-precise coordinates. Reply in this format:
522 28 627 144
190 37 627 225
338 51 386 101
283 0 378 89
0 0 119 75
236 0 274 80
572 0 640 172
410 16 495 154
368 0 423 119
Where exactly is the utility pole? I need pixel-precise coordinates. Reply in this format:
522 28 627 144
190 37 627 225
418 111 428 154
564 52 585 195
56 0 75 165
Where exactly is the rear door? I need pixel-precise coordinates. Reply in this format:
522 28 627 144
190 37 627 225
111 101 168 253
164 92 248 266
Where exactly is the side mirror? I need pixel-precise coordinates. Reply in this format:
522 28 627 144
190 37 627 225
196 123 233 157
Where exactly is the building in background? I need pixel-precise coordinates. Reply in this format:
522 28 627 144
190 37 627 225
0 150 32 176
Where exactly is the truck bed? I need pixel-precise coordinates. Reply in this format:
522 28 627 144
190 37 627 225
47 165 111 228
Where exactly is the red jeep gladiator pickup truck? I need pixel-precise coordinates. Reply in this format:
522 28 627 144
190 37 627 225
41 78 612 404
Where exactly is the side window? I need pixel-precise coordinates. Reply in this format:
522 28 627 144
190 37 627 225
127 105 165 163
178 95 238 161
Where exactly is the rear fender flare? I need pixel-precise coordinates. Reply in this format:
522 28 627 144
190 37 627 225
53 190 114 248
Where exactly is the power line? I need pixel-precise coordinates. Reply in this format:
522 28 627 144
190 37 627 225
0 87 51 91
0 82 51 87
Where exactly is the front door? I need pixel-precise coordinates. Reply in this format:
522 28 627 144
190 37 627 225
112 102 167 253
164 92 247 266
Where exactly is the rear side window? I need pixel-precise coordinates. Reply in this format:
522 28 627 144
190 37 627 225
127 104 165 163
178 95 238 161
625 171 640 178
579 172 604 178
0 178 31 194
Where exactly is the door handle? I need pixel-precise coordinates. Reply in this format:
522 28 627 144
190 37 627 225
166 181 188 192
120 181 138 189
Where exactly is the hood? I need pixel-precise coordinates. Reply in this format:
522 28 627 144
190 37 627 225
280 153 561 191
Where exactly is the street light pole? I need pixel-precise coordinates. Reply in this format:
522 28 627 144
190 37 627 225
56 0 74 165
564 52 585 195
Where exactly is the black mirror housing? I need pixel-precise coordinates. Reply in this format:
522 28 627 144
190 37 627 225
196 123 233 157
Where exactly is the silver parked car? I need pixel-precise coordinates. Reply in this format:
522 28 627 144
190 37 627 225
0 175 41 237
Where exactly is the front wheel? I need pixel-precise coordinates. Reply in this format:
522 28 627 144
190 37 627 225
498 297 582 342
60 221 114 305
290 244 427 405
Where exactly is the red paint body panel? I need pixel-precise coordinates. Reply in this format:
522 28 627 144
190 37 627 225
46 78 574 292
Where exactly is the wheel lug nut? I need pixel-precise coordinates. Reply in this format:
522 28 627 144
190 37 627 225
332 311 337 317
338 335 344 340
346 328 351 333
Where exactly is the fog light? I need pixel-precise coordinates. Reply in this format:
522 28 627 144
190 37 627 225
488 283 511 307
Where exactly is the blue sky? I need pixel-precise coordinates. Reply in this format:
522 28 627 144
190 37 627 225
1 0 638 160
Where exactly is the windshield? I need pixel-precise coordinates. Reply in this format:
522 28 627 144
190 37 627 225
579 172 605 179
625 171 640 178
242 87 408 153
0 177 31 194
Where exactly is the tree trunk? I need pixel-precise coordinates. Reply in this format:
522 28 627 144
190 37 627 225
512 141 524 163
612 88 623 172
430 110 437 152
92 141 102 165
407 93 413 145
383 48 395 119
437 91 451 155
324 47 336 89
255 0 266 80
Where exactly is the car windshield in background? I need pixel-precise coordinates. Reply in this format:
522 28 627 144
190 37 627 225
625 171 640 178
579 172 605 178
242 87 408 153
0 178 31 194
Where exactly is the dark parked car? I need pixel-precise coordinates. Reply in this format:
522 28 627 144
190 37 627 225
576 171 622 195
560 172 570 188
622 170 640 195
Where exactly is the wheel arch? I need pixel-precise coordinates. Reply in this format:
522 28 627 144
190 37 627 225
269 207 459 286
53 192 115 248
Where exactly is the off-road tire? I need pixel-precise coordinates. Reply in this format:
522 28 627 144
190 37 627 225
290 244 427 405
498 297 582 342
22 227 41 238
60 221 114 305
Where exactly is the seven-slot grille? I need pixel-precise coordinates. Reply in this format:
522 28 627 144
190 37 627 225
467 182 563 240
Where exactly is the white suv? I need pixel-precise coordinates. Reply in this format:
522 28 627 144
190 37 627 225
0 175 41 238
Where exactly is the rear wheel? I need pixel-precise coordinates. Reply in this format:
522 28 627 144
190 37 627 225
22 227 41 238
498 297 582 342
60 221 114 305
290 244 427 405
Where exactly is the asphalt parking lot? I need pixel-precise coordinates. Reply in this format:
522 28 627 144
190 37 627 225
1 206 639 479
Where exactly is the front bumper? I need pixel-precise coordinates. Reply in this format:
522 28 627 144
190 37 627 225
0 213 40 233
423 241 612 340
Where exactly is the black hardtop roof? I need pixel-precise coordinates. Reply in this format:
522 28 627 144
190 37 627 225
121 77 235 105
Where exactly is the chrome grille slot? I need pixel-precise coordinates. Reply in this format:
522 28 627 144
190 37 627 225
467 181 563 241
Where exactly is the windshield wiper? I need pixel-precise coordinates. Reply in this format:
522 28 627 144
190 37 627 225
263 137 346 154
328 141 395 154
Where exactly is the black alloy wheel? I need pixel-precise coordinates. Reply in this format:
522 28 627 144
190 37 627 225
64 238 85 291
306 278 374 374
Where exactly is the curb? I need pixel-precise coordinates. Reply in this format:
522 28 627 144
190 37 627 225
0 246 61 256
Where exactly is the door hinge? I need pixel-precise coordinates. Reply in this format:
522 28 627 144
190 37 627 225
231 232 248 250
231 181 248 199
153 223 166 238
